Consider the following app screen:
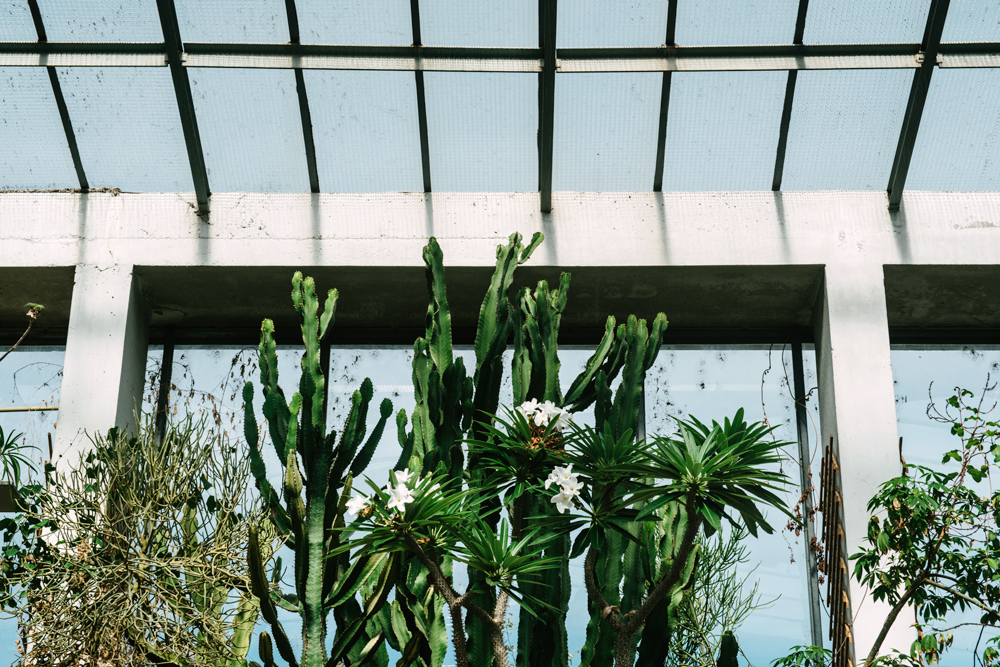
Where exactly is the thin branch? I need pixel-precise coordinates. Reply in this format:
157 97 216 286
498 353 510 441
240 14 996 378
925 579 1000 615
0 305 42 365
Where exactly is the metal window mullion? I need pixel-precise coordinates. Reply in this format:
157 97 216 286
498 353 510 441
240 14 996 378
155 332 175 443
652 0 678 192
792 335 824 649
411 0 433 192
771 0 809 191
27 0 89 190
887 0 951 210
155 0 210 214
538 0 557 213
285 0 320 193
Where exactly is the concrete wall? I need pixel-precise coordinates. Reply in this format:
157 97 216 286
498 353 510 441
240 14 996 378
4 189 1000 659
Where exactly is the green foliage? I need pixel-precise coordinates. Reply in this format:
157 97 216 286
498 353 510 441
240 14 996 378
244 272 395 667
771 645 833 667
0 425 37 487
15 418 264 666
852 387 1000 666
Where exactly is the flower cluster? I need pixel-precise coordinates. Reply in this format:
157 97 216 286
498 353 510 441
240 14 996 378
545 463 584 514
346 468 415 517
517 399 573 432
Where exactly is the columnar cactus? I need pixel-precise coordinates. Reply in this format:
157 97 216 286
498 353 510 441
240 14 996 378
244 273 396 667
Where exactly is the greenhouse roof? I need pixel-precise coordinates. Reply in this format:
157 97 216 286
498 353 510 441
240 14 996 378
1 0 999 213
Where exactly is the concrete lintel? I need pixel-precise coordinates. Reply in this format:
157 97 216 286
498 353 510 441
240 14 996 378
814 262 906 661
54 264 150 464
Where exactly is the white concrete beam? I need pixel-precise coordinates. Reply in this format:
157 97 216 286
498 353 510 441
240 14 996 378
54 264 149 463
815 262 907 661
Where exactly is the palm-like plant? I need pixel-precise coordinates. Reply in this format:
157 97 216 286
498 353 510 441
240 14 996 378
567 410 793 667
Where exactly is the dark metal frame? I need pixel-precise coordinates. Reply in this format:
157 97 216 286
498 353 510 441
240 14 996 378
3 1 997 212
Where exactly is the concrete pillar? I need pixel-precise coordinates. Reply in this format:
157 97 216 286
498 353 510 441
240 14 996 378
54 264 149 464
814 262 907 662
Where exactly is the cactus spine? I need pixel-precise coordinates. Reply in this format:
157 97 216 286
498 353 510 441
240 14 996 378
245 273 396 667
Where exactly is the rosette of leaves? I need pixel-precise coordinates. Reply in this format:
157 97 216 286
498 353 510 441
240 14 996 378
543 411 791 667
335 470 560 667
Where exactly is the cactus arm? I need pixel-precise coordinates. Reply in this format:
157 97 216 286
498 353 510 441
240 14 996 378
243 383 292 537
563 316 618 412
258 319 291 462
393 410 414 472
350 398 392 477
610 316 649 440
249 525 299 667
318 288 338 342
228 592 260 666
422 238 454 372
293 274 326 464
511 291 530 406
330 380 374 483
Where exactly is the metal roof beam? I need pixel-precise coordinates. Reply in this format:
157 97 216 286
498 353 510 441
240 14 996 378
285 0 320 193
155 0 210 214
27 0 89 191
6 41 1000 72
538 0 557 213
887 0 951 211
771 0 809 191
410 0 432 193
652 0 678 192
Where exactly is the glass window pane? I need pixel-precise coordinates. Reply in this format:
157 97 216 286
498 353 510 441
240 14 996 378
781 69 912 190
647 345 818 661
942 0 1000 43
56 67 193 191
661 71 786 191
558 0 667 47
425 72 537 192
2 1 38 41
0 344 64 654
37 0 163 42
553 73 661 191
190 68 309 192
175 0 288 43
306 70 423 193
805 0 933 44
421 0 536 47
906 68 1000 191
892 346 1000 663
675 0 799 46
295 0 410 45
0 67 78 190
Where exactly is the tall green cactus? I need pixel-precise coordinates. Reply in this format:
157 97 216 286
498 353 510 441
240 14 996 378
580 313 669 667
245 272 396 667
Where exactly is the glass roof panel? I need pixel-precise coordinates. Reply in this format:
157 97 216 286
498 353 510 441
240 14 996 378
176 0 288 43
0 67 77 190
553 73 661 191
805 0 932 44
781 69 912 190
942 0 1000 43
661 71 786 191
36 0 163 42
190 68 309 192
305 70 423 192
907 68 1000 191
56 67 192 191
296 0 411 45
675 0 799 46
2 1 38 41
425 72 537 191
421 0 535 47
558 0 667 47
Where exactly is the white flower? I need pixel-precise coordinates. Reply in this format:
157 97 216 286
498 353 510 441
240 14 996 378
394 468 414 485
560 478 584 497
544 463 577 490
517 399 542 419
386 483 414 511
346 494 368 516
550 407 573 432
551 489 576 514
534 409 550 427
